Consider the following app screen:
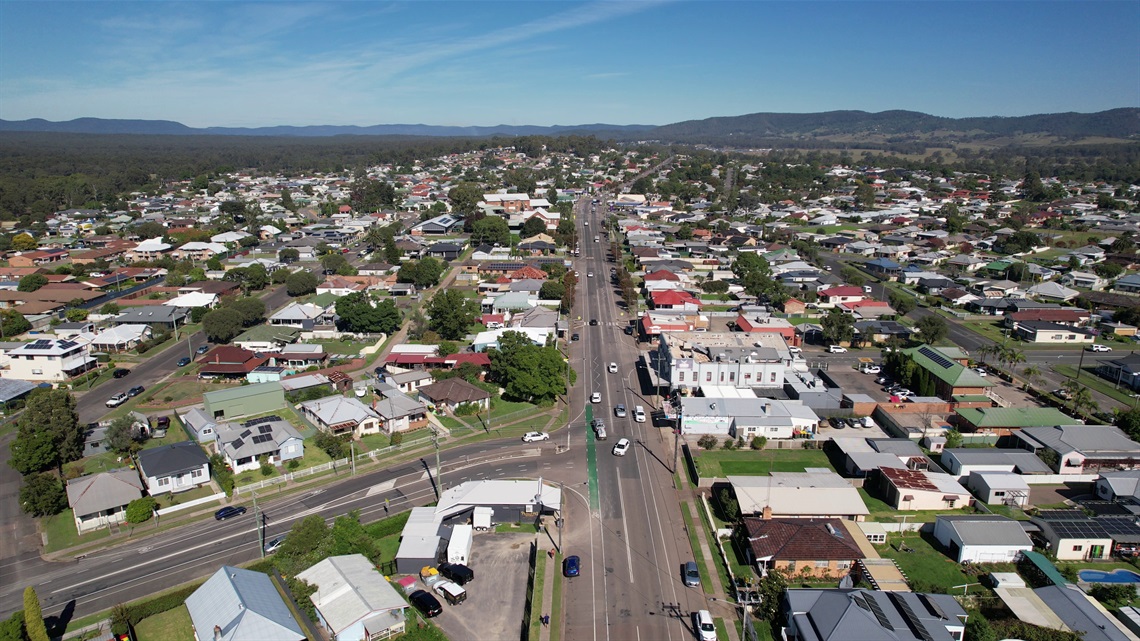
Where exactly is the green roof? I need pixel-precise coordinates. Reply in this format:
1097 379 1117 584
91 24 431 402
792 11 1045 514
903 345 994 388
309 292 340 308
986 260 1012 271
1021 550 1069 586
955 406 1075 428
234 325 301 344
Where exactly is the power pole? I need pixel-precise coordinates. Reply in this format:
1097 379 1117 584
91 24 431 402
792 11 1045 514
430 428 441 499
350 441 356 475
252 490 264 558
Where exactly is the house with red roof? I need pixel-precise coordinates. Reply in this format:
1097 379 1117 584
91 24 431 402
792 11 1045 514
650 290 701 311
734 315 797 343
782 298 806 315
643 270 681 282
838 299 895 318
740 517 865 579
197 346 269 379
639 311 709 340
818 286 866 307
508 265 547 281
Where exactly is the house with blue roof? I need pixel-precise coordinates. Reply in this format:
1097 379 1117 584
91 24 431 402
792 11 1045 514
865 258 901 279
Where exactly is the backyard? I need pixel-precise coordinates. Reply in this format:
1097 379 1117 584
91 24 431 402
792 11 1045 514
692 447 832 479
878 531 980 594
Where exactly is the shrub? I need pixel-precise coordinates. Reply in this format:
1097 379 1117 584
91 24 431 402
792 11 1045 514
390 432 404 446
163 396 173 402
722 437 735 450
287 459 300 470
259 455 274 477
209 454 234 496
697 435 718 450
455 402 481 416
750 436 768 450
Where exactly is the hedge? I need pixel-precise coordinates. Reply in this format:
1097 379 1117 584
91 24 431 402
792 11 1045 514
110 582 203 635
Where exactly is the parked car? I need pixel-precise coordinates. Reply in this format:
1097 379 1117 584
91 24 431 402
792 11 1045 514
828 345 847 353
1089 344 1113 352
614 404 627 418
591 392 601 403
612 438 631 456
409 590 443 618
177 357 192 367
214 506 247 521
195 345 210 355
683 561 701 587
633 405 646 423
563 555 581 577
875 376 892 385
112 368 130 378
105 393 128 408
522 432 550 443
438 562 475 586
127 386 145 397
973 367 988 377
433 580 467 606
788 346 802 355
894 389 916 398
859 365 881 374
695 610 717 641
1053 388 1073 400
830 418 847 430
264 535 286 554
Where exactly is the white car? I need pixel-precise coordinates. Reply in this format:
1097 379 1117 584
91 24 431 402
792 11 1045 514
695 610 716 641
608 362 618 373
591 392 601 403
974 367 988 377
105 393 128 408
522 432 550 443
788 346 802 355
828 345 847 353
587 271 594 278
894 389 915 398
860 365 881 375
1089 344 1113 352
612 438 631 456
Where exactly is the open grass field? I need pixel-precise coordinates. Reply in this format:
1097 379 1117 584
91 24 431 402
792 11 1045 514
693 448 832 479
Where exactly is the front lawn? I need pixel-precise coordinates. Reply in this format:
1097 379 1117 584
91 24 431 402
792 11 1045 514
134 605 194 641
233 445 334 486
312 338 373 355
692 448 832 479
43 509 111 553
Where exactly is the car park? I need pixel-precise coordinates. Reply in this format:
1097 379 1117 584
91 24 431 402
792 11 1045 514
563 555 580 577
112 368 130 378
612 438 630 456
410 590 443 618
608 362 618 373
591 392 601 403
177 357 192 367
522 432 550 443
828 345 847 353
127 386 145 397
105 393 128 408
214 506 247 521
264 535 286 553
1089 344 1113 352
683 561 701 587
614 404 627 418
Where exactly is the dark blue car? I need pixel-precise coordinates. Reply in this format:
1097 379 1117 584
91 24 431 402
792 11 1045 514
214 506 247 521
563 555 580 577
177 357 192 367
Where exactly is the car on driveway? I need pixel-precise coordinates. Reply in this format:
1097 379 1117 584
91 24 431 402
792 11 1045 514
522 432 550 443
177 357 192 367
127 386 145 397
409 590 442 618
1089 344 1113 352
973 367 988 376
563 555 580 577
830 418 847 430
105 393 128 408
612 438 631 456
591 392 601 403
214 506 247 521
828 345 847 353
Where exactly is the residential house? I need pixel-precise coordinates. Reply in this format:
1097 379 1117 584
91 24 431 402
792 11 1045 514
84 324 151 353
316 277 367 297
172 241 226 261
864 258 902 279
417 378 491 413
384 369 434 395
126 238 173 262
1061 271 1105 290
1013 321 1096 344
214 418 304 473
232 325 301 353
269 302 334 330
180 407 219 443
1014 424 1140 474
410 214 463 235
1113 274 1140 294
649 289 702 311
727 472 870 521
197 346 269 379
65 469 145 534
424 241 464 261
1095 353 1140 391
1026 281 1080 302
940 448 1053 481
300 395 382 438
136 441 210 494
817 286 865 307
932 515 1033 563
114 305 189 330
853 320 913 344
0 337 97 382
781 589 966 641
967 471 1031 507
184 566 306 641
1030 510 1112 561
1032 584 1138 641
874 467 972 511
1095 470 1140 502
739 517 865 579
296 554 408 641
372 382 430 434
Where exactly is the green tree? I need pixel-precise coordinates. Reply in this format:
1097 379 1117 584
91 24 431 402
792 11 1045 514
286 271 319 296
1 309 32 337
229 297 267 327
206 256 224 270
279 514 329 559
1006 262 1031 282
0 610 26 641
12 233 37 252
384 237 401 264
855 183 876 209
106 415 143 455
539 280 566 300
963 615 996 641
64 307 88 322
1116 407 1140 441
99 302 121 316
426 289 481 340
278 247 300 264
945 429 964 448
17 388 81 470
19 473 66 517
320 252 349 274
16 274 47 292
701 279 729 294
8 429 56 476
754 568 788 621
1095 261 1124 279
470 216 511 246
821 308 856 346
915 314 948 344
125 496 157 525
488 331 571 403
135 221 166 240
336 293 402 334
244 263 269 290
1089 583 1137 609
888 291 916 316
202 308 244 343
521 217 546 239
22 587 47 641
839 266 865 287
448 182 484 218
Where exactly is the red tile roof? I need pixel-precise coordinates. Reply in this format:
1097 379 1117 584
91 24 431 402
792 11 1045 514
643 270 680 281
820 286 865 297
650 290 701 307
741 518 865 562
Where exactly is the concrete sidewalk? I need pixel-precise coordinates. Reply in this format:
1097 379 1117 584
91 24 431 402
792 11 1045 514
683 494 741 641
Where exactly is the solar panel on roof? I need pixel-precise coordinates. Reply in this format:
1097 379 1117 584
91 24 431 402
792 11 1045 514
251 434 273 444
862 594 894 631
918 346 954 370
918 594 948 620
889 593 933 641
232 438 245 449
258 425 273 434
58 340 76 349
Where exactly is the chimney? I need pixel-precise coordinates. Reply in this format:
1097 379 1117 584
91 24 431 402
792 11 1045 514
762 506 772 521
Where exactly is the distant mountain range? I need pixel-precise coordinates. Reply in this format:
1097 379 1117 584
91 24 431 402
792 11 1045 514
2 108 1137 144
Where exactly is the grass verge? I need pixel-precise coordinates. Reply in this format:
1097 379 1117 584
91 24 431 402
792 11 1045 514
1052 364 1137 405
551 551 563 641
529 553 547 641
680 502 715 596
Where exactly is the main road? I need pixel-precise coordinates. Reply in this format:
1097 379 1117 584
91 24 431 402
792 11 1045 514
561 197 708 641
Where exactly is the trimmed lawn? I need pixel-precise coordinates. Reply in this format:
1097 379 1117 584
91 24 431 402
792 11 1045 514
359 433 392 451
140 379 236 406
693 448 832 479
134 605 194 641
313 338 372 355
879 531 974 593
43 509 111 553
1053 364 1137 405
551 552 564 641
858 488 975 523
155 484 221 509
489 399 540 422
529 554 547 641
680 503 715 596
234 445 333 486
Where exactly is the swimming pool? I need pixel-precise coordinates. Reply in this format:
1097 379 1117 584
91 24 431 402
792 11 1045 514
1079 569 1140 583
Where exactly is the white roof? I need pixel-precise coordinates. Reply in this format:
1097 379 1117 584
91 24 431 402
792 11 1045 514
728 472 869 517
296 555 406 635
300 395 379 426
85 324 148 346
212 231 252 243
278 373 330 391
133 237 171 252
178 241 227 254
437 479 561 519
271 302 326 321
164 291 218 308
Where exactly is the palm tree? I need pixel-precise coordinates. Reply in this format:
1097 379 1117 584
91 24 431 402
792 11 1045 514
1073 388 1096 417
1021 364 1042 391
1005 348 1026 384
976 344 996 366
1062 379 1083 412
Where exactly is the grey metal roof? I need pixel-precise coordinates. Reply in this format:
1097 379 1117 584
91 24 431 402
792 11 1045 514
1018 425 1140 457
66 469 143 516
136 441 209 478
783 589 966 641
215 420 302 461
185 566 304 641
937 515 1034 546
1033 584 1133 641
296 554 406 635
0 378 37 403
942 448 1054 474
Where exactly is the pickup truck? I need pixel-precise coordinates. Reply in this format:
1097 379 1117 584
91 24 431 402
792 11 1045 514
105 393 128 408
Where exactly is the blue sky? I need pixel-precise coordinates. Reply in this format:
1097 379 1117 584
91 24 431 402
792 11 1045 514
1 1 1137 127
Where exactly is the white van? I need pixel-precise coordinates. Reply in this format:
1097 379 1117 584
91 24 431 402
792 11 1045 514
633 405 646 423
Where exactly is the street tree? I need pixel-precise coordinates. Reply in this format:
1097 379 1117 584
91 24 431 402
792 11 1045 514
202 308 244 343
286 271 319 296
19 388 81 470
230 297 267 326
915 314 948 344
320 252 349 274
888 291 916 316
821 308 855 346
278 248 300 264
488 331 572 403
426 289 480 340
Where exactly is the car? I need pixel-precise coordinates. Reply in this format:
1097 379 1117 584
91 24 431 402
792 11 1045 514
112 368 130 378
438 562 475 586
614 404 627 418
830 418 846 429
177 357 192 367
1089 344 1113 352
584 220 589 226
974 367 988 377
633 405 646 423
591 392 601 403
788 346 802 355
214 506 247 521
863 285 874 293
127 386 145 397
695 610 717 641
683 561 701 587
195 345 210 355
264 535 286 554
522 431 550 443
587 271 594 278
875 376 892 385
589 319 599 326
623 325 634 335
860 365 881 375
824 265 833 271
571 333 580 341
105 393 128 408
1053 388 1073 400
608 362 618 373
409 590 443 618
894 389 916 398
433 580 467 605
828 345 847 353
563 555 580 577
612 438 631 456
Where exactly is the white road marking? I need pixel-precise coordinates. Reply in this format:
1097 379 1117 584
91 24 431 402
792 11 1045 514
365 480 396 496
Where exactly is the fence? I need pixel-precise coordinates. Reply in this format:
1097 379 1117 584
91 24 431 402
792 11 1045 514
155 491 226 516
234 457 351 494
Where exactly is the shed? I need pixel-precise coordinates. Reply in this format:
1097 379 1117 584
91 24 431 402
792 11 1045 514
203 381 287 419
932 515 1033 563
967 471 1030 507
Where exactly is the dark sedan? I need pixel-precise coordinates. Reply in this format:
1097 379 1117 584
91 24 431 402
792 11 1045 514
214 506 247 521
127 386 145 397
563 555 580 577
195 345 210 355
177 357 192 367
